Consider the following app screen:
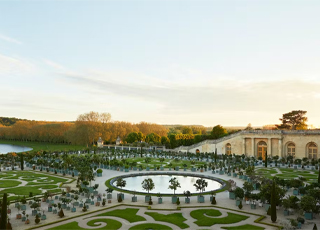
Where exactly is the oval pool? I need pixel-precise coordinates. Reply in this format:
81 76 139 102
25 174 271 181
110 173 224 195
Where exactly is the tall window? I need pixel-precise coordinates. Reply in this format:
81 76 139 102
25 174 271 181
308 143 318 159
287 143 295 158
257 141 267 160
226 143 231 155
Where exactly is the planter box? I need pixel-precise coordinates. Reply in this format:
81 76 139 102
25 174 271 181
97 197 102 201
73 201 79 206
145 196 151 203
48 207 52 212
79 203 83 208
184 168 187 171
53 209 57 214
264 204 271 212
158 197 162 204
171 196 177 204
125 169 129 172
236 199 241 206
251 204 256 209
304 212 313 220
227 173 231 176
212 170 215 174
146 167 150 171
293 189 299 195
219 171 224 175
191 168 196 172
41 214 46 220
229 192 235 200
62 204 67 209
283 210 289 216
117 193 124 200
132 197 137 202
32 210 37 216
66 193 70 197
55 196 59 200
197 196 204 203
239 175 243 179
160 167 164 171
71 207 76 212
67 206 71 211
91 201 94 205
185 197 190 204
233 173 237 177
22 216 26 221
21 205 26 211
107 194 112 199
175 166 179 171
97 173 102 177
94 191 98 195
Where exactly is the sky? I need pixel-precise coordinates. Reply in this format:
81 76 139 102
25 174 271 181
0 0 320 127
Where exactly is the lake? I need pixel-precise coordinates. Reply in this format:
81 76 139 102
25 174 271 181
0 144 33 154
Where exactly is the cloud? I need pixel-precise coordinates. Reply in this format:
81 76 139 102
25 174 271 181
0 34 22 45
59 70 320 116
0 54 36 76
43 59 67 71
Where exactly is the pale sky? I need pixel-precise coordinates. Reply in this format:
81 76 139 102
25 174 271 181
0 1 320 127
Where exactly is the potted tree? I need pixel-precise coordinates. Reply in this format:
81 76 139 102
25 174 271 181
300 195 317 220
193 178 208 203
234 187 244 206
141 178 155 203
228 180 236 199
132 191 137 202
30 202 39 216
184 190 191 204
52 204 58 214
210 191 216 205
116 178 126 201
106 188 113 203
25 214 29 224
168 177 181 204
157 193 163 204
16 203 22 219
97 169 103 177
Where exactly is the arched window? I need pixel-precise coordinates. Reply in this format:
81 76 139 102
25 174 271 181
257 141 267 160
308 143 318 159
226 143 231 155
287 143 295 158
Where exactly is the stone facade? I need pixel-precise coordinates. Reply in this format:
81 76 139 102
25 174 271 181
97 137 103 148
174 130 320 159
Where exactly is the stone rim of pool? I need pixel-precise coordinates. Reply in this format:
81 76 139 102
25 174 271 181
109 172 226 195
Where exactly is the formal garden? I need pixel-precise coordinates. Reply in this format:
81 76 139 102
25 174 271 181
0 148 319 229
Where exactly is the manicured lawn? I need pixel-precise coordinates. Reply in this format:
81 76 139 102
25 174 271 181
0 171 69 200
95 208 146 223
145 212 189 229
129 223 173 230
48 222 81 230
190 209 249 226
222 224 265 230
0 180 21 188
0 140 85 152
48 219 122 230
87 218 122 229
190 209 222 219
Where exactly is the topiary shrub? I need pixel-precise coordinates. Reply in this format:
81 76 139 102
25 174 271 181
211 197 217 205
118 195 123 203
82 206 87 212
313 224 318 230
149 197 153 205
238 201 243 209
35 214 40 224
176 197 180 205
54 170 57 174
58 209 64 218
297 217 305 224
97 169 103 174
267 206 271 215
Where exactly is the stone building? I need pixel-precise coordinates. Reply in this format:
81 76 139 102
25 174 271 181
174 130 320 160
97 137 103 148
116 136 122 145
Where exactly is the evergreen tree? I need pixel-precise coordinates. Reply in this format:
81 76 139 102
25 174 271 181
20 154 24 171
318 167 320 184
265 151 268 168
271 179 277 222
0 193 7 230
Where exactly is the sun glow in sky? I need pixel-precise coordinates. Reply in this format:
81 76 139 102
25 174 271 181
0 1 320 127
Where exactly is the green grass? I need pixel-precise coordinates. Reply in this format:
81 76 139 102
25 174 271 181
47 219 122 230
190 209 249 226
0 180 21 188
0 140 85 153
87 218 122 229
129 223 173 230
222 224 265 230
145 212 189 229
95 208 146 223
